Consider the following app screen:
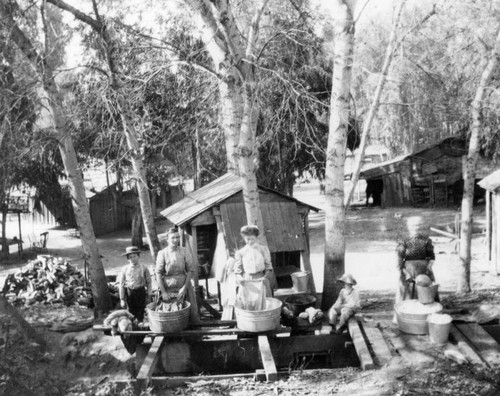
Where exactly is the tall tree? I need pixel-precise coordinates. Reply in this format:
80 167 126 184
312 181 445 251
345 0 407 207
458 27 500 293
183 0 270 239
322 0 357 310
0 1 112 314
46 0 161 259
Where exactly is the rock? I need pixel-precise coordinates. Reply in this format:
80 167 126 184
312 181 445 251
473 304 500 324
444 349 468 365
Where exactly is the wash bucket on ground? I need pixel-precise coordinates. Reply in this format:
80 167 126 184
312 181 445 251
235 297 282 332
427 313 452 344
291 271 309 293
147 301 191 333
416 284 439 304
395 300 443 335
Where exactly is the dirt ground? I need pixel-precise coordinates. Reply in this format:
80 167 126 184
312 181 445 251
2 179 500 395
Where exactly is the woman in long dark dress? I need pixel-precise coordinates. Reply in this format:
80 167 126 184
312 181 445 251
395 233 439 304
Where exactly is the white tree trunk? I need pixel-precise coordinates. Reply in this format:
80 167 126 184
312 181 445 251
117 97 161 259
40 83 113 314
0 3 112 314
184 0 270 241
346 0 406 207
219 80 244 171
458 28 500 293
237 83 266 236
44 0 161 260
322 0 357 310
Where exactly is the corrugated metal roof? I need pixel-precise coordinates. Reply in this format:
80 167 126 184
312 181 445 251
360 154 409 175
359 137 467 179
220 201 306 253
160 172 320 226
478 169 500 192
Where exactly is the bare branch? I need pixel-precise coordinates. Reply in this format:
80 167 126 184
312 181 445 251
45 0 101 30
0 2 44 70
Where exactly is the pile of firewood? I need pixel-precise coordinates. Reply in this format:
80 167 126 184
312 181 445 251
1 256 118 308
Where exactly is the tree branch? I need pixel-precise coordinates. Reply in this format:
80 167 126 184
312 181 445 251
0 3 44 71
45 0 101 30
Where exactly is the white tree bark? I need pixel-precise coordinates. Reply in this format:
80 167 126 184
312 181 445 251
0 3 112 313
322 0 357 310
184 0 270 242
458 28 500 293
46 0 161 259
345 0 406 208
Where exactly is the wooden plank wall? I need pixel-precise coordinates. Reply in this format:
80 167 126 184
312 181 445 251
383 173 407 207
90 190 134 236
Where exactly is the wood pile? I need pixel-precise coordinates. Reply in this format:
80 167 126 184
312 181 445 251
1 255 118 308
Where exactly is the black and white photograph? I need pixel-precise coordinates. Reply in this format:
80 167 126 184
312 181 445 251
1 0 500 395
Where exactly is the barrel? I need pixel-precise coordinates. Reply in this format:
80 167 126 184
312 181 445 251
146 302 191 333
235 298 282 332
427 313 452 344
416 284 439 304
291 271 309 293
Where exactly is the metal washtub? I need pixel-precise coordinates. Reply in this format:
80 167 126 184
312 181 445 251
147 301 191 333
395 300 443 335
235 297 282 332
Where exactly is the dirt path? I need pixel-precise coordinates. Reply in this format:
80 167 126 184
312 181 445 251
293 181 499 295
2 180 497 296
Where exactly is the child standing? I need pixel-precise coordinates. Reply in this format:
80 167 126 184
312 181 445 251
328 273 361 334
118 246 152 322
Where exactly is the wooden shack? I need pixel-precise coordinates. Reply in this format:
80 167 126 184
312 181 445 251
359 137 496 207
160 173 320 293
478 169 500 274
88 184 136 236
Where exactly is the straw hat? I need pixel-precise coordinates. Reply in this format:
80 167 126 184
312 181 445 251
240 225 259 237
121 246 141 256
338 273 357 285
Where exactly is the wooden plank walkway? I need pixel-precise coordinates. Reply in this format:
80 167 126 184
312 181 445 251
258 335 278 381
348 318 375 370
136 336 164 391
455 323 500 367
363 326 392 366
449 325 486 366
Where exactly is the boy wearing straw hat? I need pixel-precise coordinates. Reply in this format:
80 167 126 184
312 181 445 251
118 246 152 322
328 273 361 334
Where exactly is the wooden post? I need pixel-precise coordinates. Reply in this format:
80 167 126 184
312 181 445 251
187 227 220 320
300 212 316 296
495 195 500 274
258 335 278 381
136 336 164 392
184 232 201 323
486 191 492 265
190 226 200 287
17 212 22 241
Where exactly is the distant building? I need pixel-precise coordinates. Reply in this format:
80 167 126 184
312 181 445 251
478 169 500 274
359 137 498 207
